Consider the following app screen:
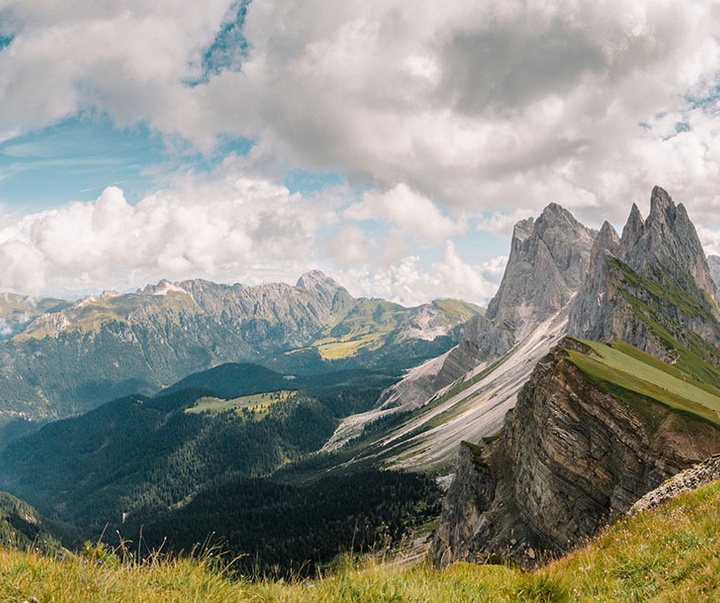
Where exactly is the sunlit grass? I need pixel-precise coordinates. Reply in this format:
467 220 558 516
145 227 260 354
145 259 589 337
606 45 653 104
5 479 720 601
567 338 720 426
185 391 294 418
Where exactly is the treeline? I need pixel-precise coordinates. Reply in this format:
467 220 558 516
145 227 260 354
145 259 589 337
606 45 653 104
0 390 341 530
0 366 397 534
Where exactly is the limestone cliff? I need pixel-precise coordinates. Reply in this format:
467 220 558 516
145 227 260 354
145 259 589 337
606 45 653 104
568 186 720 362
487 204 595 341
434 338 720 567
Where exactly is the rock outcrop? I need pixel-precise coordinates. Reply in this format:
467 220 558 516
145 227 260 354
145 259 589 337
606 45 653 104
629 454 720 516
434 338 720 567
708 255 720 292
431 315 514 390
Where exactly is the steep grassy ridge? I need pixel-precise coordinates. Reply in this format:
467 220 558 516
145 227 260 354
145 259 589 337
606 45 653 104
568 338 720 427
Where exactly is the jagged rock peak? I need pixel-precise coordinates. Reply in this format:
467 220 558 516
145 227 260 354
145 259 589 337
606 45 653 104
618 186 718 306
510 217 534 250
595 221 620 252
588 221 620 283
620 203 644 250
536 202 586 230
649 185 675 219
485 203 595 340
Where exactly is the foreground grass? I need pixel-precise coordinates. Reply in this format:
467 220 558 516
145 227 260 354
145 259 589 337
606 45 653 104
6 480 720 602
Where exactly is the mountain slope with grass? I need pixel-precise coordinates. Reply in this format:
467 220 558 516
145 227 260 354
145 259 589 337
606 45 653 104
429 187 720 566
434 336 720 566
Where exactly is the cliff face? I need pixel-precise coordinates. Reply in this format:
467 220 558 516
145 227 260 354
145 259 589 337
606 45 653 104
487 204 595 341
434 338 720 566
568 186 720 362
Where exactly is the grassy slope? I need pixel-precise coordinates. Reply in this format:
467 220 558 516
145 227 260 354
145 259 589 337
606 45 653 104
567 338 720 427
184 391 295 418
5 478 720 602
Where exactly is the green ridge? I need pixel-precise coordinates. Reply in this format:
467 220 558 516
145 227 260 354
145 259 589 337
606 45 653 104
567 338 720 427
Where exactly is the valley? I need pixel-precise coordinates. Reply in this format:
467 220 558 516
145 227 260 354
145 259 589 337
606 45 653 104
0 186 719 592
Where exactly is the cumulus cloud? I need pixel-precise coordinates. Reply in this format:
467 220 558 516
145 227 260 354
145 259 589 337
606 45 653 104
0 173 318 294
3 1 720 219
337 242 505 307
345 184 461 241
3 1 720 301
175 0 720 220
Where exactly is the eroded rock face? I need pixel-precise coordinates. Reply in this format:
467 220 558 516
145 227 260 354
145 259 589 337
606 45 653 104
569 186 720 361
433 338 720 567
431 315 514 389
708 255 720 292
486 204 596 341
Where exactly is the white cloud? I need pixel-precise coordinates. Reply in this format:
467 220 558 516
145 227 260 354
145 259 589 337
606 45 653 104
0 172 318 294
345 184 462 242
337 242 503 307
3 1 720 301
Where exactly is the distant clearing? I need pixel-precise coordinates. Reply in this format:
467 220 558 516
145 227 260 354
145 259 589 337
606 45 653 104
185 390 295 419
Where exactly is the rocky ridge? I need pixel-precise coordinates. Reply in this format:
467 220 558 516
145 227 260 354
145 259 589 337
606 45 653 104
568 186 720 363
434 186 720 567
629 453 720 516
0 271 479 424
323 203 596 462
486 203 595 341
434 338 720 566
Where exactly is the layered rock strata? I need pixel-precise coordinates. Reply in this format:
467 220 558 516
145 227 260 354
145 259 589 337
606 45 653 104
434 338 720 567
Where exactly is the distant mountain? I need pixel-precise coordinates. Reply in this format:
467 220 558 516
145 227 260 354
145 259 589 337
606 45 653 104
0 271 481 428
0 293 71 340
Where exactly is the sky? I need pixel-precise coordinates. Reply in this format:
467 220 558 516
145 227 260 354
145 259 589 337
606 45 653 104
1 1 720 306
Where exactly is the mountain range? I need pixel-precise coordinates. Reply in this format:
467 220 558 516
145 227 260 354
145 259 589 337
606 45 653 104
0 271 480 432
0 185 720 576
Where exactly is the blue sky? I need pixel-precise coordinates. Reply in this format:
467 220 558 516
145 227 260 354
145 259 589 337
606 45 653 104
0 1 719 304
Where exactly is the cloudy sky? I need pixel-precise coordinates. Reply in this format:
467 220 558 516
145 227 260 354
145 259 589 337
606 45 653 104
1 1 720 305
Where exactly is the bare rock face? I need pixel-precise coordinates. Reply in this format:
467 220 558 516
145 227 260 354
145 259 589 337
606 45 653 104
433 338 720 567
708 255 720 292
569 186 720 362
486 204 596 341
623 187 718 304
382 202 594 418
431 315 514 389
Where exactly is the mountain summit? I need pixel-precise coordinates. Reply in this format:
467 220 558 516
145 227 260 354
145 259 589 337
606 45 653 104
486 202 596 341
568 186 720 362
434 187 720 567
